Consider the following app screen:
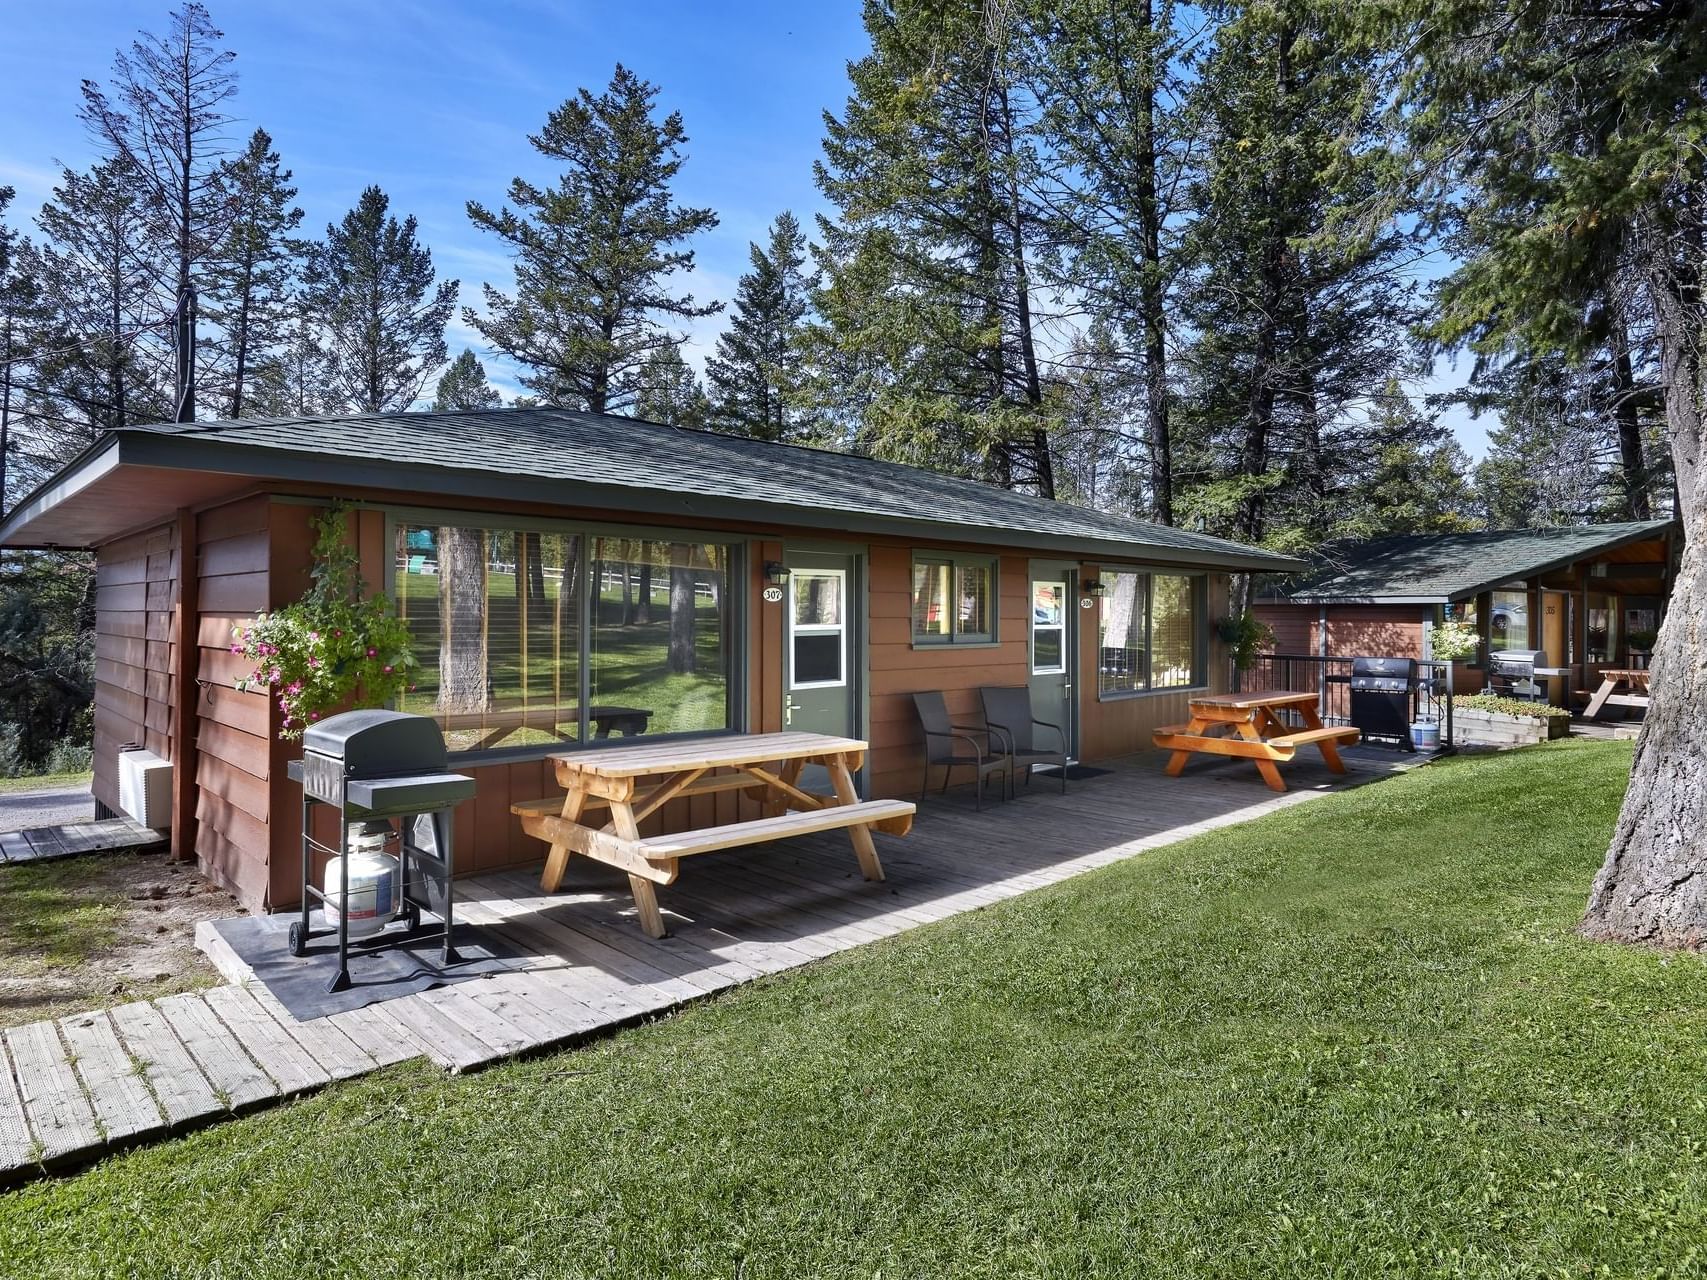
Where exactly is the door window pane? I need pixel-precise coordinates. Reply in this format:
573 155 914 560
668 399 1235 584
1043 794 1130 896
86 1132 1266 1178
790 568 846 688
1489 590 1530 652
1031 580 1066 674
793 571 843 627
792 633 843 686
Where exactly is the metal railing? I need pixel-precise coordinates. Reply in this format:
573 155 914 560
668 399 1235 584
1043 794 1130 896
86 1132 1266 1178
1231 653 1455 745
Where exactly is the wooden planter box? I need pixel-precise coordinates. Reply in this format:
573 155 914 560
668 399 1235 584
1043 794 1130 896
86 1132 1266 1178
1453 705 1570 748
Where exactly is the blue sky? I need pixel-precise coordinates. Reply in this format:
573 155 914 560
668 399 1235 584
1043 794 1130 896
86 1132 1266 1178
0 1 1486 453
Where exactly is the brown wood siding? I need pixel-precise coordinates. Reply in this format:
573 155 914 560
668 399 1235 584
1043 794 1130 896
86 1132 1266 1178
190 495 274 910
1322 606 1427 660
1254 602 1316 655
92 523 177 816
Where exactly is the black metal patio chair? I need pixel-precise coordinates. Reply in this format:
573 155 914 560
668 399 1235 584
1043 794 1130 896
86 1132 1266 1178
911 691 1009 810
979 685 1069 795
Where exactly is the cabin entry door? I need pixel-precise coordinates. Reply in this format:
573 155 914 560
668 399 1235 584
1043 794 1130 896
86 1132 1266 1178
1027 560 1080 761
783 549 864 793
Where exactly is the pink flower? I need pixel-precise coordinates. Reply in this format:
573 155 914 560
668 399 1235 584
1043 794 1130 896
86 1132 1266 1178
230 643 243 655
307 631 319 642
308 711 320 721
288 681 303 694
269 667 282 683
366 647 377 658
408 684 417 692
308 657 320 668
382 665 393 674
333 629 343 638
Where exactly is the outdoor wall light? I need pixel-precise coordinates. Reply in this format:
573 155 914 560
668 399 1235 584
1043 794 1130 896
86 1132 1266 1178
1082 578 1107 597
764 561 790 586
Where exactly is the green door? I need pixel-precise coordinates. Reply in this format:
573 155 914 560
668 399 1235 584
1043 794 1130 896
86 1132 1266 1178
1027 561 1078 760
784 550 861 790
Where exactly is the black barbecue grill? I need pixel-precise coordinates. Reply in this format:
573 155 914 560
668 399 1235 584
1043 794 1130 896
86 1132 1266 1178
286 708 476 993
1485 649 1553 703
1349 656 1420 750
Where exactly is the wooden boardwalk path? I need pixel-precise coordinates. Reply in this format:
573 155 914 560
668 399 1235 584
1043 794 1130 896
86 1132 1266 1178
0 817 165 865
0 746 1419 1182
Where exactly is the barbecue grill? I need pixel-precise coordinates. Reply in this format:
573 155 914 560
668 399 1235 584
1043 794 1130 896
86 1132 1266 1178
1485 649 1554 703
1349 656 1420 750
286 708 476 993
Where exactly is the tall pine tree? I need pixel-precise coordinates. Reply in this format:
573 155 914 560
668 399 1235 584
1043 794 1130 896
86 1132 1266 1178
705 212 815 441
467 65 719 414
304 186 457 414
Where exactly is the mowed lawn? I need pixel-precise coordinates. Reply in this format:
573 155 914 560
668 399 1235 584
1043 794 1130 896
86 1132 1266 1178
7 739 1707 1278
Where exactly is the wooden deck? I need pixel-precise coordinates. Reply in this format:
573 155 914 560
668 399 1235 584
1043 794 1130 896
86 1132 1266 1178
0 746 1420 1183
0 817 165 865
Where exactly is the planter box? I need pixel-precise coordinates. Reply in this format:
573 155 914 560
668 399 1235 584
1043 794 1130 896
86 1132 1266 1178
1452 705 1569 748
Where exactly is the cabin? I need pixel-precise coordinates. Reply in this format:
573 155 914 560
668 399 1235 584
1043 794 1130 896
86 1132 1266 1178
1254 520 1679 703
0 407 1296 913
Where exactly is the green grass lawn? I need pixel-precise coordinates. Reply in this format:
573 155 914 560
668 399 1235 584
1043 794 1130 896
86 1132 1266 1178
7 740 1707 1277
0 771 91 795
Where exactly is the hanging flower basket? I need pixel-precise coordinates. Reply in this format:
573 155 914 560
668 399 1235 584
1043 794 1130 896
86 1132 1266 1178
232 506 417 739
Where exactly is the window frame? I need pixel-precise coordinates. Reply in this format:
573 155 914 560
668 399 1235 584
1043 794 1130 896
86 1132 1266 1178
1029 577 1068 675
382 506 748 765
787 566 848 691
1095 567 1209 700
910 551 1001 648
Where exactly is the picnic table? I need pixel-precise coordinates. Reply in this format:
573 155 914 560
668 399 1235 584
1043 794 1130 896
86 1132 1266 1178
1152 691 1361 793
1583 668 1651 719
512 731 916 938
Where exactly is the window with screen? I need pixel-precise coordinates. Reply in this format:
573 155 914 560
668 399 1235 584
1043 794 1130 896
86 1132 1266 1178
395 522 736 754
1097 569 1204 695
911 554 998 645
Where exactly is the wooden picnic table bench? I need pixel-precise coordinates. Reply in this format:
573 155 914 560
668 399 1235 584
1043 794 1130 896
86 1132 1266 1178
1582 668 1651 719
1152 691 1360 793
512 731 915 938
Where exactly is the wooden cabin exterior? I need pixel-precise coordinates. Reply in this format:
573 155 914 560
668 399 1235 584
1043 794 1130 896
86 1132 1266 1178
6 408 1294 913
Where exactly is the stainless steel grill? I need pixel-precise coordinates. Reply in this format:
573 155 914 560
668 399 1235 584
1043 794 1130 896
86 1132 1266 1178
1485 649 1551 702
286 708 476 993
1348 656 1420 750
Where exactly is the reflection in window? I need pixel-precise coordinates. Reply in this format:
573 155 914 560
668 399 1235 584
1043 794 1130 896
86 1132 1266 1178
589 539 732 736
1031 580 1066 674
790 569 846 688
911 554 998 644
395 524 734 752
1489 590 1530 652
1099 570 1204 695
1586 592 1617 662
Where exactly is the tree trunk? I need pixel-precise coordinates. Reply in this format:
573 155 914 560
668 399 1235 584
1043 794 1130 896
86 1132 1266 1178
667 566 696 674
1134 0 1173 526
1580 235 1706 945
1608 324 1651 520
525 532 546 610
436 527 489 713
636 562 654 624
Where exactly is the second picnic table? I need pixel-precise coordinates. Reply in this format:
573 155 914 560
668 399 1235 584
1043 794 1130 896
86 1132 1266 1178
512 731 916 938
1583 667 1651 719
1153 691 1361 793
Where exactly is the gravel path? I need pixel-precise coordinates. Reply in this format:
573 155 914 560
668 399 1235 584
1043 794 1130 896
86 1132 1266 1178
0 784 95 833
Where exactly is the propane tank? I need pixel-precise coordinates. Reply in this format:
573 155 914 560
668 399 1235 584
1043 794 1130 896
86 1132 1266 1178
322 820 398 936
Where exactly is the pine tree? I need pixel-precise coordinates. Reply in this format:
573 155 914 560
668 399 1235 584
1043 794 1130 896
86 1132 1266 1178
304 186 457 414
634 343 708 428
0 187 40 506
814 0 1058 495
1337 383 1478 537
432 349 501 413
467 65 720 414
706 212 814 441
79 2 238 421
204 129 304 419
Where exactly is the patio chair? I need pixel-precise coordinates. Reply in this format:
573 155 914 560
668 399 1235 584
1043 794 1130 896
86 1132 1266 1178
979 685 1069 795
911 691 1009 810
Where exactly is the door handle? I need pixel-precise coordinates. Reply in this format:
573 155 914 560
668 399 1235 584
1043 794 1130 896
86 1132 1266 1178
784 695 795 726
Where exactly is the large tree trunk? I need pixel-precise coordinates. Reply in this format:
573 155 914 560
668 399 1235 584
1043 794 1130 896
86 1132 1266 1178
1580 243 1706 944
436 527 489 714
667 566 696 674
1134 0 1173 526
1608 324 1651 521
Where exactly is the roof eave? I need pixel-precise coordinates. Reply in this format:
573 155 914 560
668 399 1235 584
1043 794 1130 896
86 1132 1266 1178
0 437 123 548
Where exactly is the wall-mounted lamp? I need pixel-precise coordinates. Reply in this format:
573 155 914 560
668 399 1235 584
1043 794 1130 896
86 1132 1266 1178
1082 578 1107 598
764 561 790 587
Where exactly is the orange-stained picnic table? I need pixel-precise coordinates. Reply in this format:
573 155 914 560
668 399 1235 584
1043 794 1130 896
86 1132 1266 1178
511 731 915 938
1583 668 1651 719
1152 691 1361 793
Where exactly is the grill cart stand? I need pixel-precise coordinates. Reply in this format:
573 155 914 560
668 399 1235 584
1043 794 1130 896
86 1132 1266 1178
286 709 476 994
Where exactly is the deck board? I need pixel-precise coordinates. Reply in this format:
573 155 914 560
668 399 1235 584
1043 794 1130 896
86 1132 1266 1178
3 1022 102 1163
4 745 1421 1181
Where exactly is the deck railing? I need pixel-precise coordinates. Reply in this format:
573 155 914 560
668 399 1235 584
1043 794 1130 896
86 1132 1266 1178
1231 653 1455 745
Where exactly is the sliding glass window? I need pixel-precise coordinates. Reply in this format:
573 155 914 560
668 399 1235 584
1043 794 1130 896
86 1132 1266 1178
394 522 736 755
1097 569 1204 696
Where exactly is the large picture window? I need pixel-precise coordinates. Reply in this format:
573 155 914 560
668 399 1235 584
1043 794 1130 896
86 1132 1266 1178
395 522 736 755
912 554 997 644
1098 570 1204 695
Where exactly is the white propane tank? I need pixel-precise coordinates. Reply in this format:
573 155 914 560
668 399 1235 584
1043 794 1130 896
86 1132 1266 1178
322 821 398 936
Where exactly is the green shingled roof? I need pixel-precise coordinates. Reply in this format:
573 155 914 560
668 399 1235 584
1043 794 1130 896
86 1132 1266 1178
14 406 1297 569
1279 521 1675 603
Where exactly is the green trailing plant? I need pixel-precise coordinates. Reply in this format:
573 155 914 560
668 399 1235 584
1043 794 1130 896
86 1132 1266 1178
1627 628 1659 654
1216 612 1275 672
232 506 416 738
1451 694 1570 721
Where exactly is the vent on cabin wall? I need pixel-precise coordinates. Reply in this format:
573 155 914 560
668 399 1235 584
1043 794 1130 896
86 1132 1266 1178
117 746 173 830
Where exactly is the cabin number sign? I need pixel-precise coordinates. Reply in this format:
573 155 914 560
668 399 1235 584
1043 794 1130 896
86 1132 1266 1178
762 586 785 603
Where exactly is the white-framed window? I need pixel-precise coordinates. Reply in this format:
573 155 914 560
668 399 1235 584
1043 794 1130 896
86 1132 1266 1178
789 567 847 689
1030 579 1067 674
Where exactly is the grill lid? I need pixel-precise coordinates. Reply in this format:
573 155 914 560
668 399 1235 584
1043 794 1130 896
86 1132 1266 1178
301 708 448 776
1350 656 1418 682
1489 649 1548 671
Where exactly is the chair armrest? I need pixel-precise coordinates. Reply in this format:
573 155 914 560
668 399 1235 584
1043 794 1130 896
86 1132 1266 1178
982 720 1016 753
1032 718 1066 750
